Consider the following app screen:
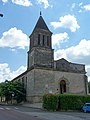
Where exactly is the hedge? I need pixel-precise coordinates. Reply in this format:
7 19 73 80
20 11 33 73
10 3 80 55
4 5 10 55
58 94 83 110
43 94 90 111
43 94 59 111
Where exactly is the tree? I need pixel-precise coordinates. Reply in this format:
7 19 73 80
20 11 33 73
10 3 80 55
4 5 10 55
0 80 26 103
12 81 26 103
0 82 5 102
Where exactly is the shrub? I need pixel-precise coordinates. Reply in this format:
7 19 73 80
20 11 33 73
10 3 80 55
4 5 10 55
58 94 83 110
43 94 59 111
43 94 90 111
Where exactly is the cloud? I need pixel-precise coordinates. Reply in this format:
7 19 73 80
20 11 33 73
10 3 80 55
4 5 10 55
82 4 90 11
51 14 80 32
79 3 90 12
54 39 90 81
37 0 50 9
2 0 8 3
2 0 32 6
71 3 76 9
71 3 76 11
0 27 29 49
52 32 69 48
79 2 83 7
54 39 90 61
12 0 32 6
0 63 27 83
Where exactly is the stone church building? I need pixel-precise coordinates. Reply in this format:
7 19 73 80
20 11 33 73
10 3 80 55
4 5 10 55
13 14 88 103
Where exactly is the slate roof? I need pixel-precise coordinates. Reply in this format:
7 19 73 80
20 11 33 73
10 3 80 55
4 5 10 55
33 15 52 33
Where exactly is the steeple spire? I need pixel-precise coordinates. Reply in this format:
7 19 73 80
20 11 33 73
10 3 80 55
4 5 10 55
32 14 52 33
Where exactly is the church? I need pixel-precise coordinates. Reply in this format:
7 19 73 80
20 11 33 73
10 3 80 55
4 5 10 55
13 13 88 103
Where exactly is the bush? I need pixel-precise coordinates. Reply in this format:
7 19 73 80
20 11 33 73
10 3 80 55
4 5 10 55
58 95 83 110
43 94 90 111
43 94 59 111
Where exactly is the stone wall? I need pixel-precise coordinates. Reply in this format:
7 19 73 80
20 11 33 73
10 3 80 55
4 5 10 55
26 68 55 103
54 71 87 95
26 68 87 103
28 47 54 69
55 58 85 73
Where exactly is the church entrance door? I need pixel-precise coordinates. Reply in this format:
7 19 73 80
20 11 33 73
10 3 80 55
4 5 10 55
60 80 66 94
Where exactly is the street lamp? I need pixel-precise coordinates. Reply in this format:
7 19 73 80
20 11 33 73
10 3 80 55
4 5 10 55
11 92 14 104
0 13 3 17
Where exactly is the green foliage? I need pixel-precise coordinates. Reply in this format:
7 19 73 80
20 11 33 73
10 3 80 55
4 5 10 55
0 82 6 96
0 80 26 103
43 94 90 111
43 94 59 111
58 94 83 110
13 81 26 103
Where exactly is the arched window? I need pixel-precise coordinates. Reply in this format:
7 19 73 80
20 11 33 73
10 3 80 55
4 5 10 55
60 80 66 94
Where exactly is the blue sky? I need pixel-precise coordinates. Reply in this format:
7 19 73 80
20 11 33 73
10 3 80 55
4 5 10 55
0 0 90 82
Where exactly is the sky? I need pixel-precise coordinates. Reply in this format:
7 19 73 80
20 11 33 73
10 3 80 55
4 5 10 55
0 0 90 82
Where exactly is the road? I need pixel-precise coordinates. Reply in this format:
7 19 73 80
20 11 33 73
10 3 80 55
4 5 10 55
0 105 90 120
0 105 42 120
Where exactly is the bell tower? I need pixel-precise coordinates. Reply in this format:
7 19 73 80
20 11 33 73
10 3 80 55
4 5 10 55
27 13 54 69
